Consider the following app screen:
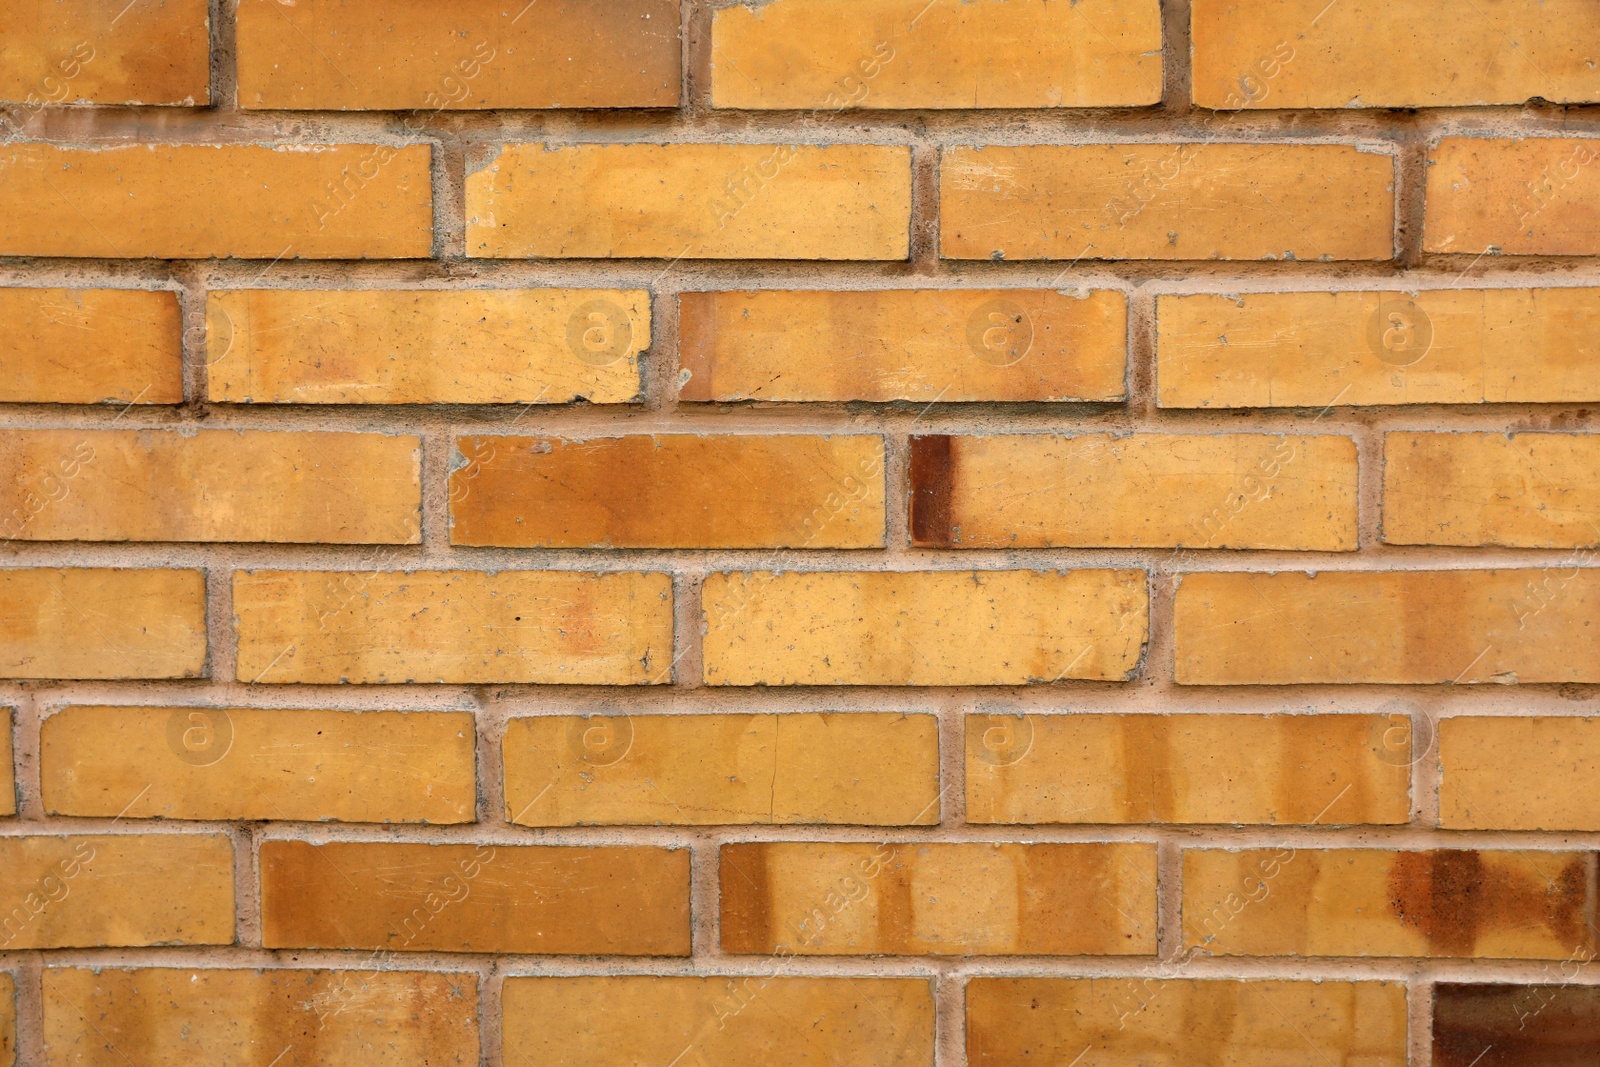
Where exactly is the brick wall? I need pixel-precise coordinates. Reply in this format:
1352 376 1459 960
2 1 1599 1064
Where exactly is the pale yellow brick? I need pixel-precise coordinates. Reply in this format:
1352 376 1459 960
1440 717 1600 831
0 569 205 681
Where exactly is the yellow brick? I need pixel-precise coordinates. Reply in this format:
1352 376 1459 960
40 706 475 824
0 288 181 404
504 976 933 1067
1157 289 1600 408
710 0 1160 109
0 569 205 681
1427 137 1600 255
1440 717 1600 831
0 708 12 817
0 972 10 1067
909 433 1357 549
0 0 208 106
0 144 431 259
0 430 420 543
206 288 647 404
504 712 939 826
721 841 1156 955
234 569 671 684
1183 848 1591 959
1175 569 1600 685
702 569 1147 686
237 0 679 110
966 713 1410 825
940 144 1394 260
466 143 911 259
0 834 233 949
42 967 479 1067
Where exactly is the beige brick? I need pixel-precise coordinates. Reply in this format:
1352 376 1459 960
678 288 1127 403
0 569 205 681
721 841 1156 955
0 834 233 949
0 0 208 106
40 706 475 824
940 144 1395 260
1183 848 1593 958
504 712 940 826
206 288 647 405
966 713 1410 825
909 433 1357 549
0 708 12 818
42 967 478 1066
1440 717 1600 831
466 143 911 259
1157 289 1600 408
1174 569 1600 685
451 434 884 548
260 841 689 955
702 569 1147 686
710 0 1160 109
1427 137 1600 255
0 288 182 405
0 430 419 544
0 144 431 259
234 569 671 685
237 0 679 110
504 976 933 1067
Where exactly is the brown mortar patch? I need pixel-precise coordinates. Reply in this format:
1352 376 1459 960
908 434 956 547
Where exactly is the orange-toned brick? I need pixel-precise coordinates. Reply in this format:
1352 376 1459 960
0 0 208 107
41 967 479 1066
504 712 939 826
0 430 420 543
1183 848 1593 959
940 144 1395 260
0 144 431 259
237 0 679 110
1175 569 1600 685
0 834 233 949
206 288 647 405
260 841 689 955
0 707 12 818
233 569 671 685
451 434 884 548
466 143 911 259
678 288 1127 403
1440 717 1600 831
909 433 1357 549
701 569 1147 686
0 569 205 681
41 706 475 824
0 972 10 1067
1426 137 1600 256
966 713 1410 825
0 288 182 405
710 0 1160 109
721 841 1156 955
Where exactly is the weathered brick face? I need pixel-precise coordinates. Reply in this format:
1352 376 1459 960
1 1 1596 1064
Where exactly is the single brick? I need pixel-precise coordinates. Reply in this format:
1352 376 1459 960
206 288 647 405
721 841 1156 955
504 712 940 826
0 430 420 543
260 841 690 955
0 0 208 106
0 144 431 259
1384 432 1600 547
0 288 182 405
678 289 1127 403
466 143 912 259
1440 717 1600 831
0 707 13 817
969 978 1407 1067
1427 137 1600 256
503 976 933 1067
940 144 1394 260
1157 289 1600 408
0 834 233 949
1184 848 1596 959
40 706 475 824
701 569 1148 686
451 434 884 548
234 570 671 685
0 569 205 680
1435 984 1600 1067
966 713 1410 825
41 967 479 1066
710 0 1160 109
0 973 10 1067
237 0 679 110
909 433 1357 549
